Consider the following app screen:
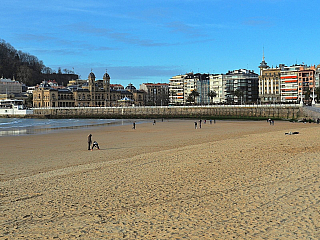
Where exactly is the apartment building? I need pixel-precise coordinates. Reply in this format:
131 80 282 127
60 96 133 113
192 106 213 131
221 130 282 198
209 74 225 103
225 69 259 104
195 73 210 104
140 83 169 106
169 74 187 105
280 65 302 102
297 65 315 103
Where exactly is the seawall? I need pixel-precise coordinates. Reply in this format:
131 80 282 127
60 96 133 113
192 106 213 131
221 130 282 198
30 105 301 120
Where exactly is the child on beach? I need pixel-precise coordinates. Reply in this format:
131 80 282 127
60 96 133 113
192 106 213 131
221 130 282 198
91 141 100 150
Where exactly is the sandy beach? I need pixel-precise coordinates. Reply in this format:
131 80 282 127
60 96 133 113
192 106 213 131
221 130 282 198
1 119 320 239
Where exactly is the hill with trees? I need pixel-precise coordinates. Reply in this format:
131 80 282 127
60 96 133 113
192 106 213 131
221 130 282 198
0 39 78 86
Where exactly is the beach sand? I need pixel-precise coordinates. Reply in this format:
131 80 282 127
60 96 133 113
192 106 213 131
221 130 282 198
1 119 320 239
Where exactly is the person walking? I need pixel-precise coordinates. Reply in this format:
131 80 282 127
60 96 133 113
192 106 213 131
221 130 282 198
132 122 136 129
87 134 92 150
194 121 198 129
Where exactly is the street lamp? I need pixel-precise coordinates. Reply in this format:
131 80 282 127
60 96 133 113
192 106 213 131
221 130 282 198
312 86 316 105
299 85 303 106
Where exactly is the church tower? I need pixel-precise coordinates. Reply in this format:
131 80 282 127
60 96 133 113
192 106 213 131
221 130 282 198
258 48 269 75
103 70 111 106
88 71 96 106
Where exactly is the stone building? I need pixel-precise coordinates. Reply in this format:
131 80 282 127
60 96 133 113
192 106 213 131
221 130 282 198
33 71 146 108
33 71 110 108
258 56 281 103
0 77 23 94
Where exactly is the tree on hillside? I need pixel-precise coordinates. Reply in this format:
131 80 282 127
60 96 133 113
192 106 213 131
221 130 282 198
0 39 46 85
0 39 78 86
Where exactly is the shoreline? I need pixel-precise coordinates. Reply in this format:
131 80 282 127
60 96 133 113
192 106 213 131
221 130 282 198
2 120 320 238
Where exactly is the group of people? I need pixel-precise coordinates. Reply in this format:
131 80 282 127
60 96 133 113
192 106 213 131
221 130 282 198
87 134 100 151
267 118 274 125
194 119 216 129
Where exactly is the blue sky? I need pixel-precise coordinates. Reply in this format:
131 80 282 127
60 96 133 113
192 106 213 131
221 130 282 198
1 0 320 87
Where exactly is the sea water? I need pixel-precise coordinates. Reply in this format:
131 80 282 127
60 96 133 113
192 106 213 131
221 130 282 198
0 118 141 136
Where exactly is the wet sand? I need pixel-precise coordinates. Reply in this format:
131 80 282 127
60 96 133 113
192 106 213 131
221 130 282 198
1 119 320 239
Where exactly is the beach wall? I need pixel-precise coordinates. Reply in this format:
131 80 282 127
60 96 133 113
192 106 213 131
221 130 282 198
299 106 320 120
31 105 301 119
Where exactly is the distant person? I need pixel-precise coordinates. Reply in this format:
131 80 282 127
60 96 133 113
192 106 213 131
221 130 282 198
91 141 100 150
87 134 92 150
132 122 136 129
210 119 212 124
199 119 202 129
162 118 164 122
194 121 197 129
153 120 156 125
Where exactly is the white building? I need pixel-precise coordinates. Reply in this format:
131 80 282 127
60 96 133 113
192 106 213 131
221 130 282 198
209 74 225 103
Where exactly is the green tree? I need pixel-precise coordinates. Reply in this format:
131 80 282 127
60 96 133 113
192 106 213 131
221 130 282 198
315 87 320 102
207 90 217 104
189 90 200 105
186 95 193 104
305 88 311 103
233 89 244 104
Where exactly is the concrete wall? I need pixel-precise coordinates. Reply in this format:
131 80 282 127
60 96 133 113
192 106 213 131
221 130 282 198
299 106 320 120
31 105 301 119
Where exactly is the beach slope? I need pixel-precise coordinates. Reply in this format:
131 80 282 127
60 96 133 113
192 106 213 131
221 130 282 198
1 120 320 239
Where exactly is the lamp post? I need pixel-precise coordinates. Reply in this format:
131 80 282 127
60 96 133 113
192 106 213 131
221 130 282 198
312 86 316 106
299 85 303 106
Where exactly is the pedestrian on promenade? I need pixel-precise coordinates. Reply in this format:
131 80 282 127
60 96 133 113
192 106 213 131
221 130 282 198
194 121 197 129
87 134 92 150
132 122 136 129
199 119 202 129
153 120 156 125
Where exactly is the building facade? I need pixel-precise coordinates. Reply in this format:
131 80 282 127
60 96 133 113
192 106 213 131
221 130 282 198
297 65 315 104
258 56 281 103
33 71 147 108
0 77 23 94
195 74 210 105
280 65 302 103
209 74 225 103
169 74 186 105
140 83 169 106
225 69 259 104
